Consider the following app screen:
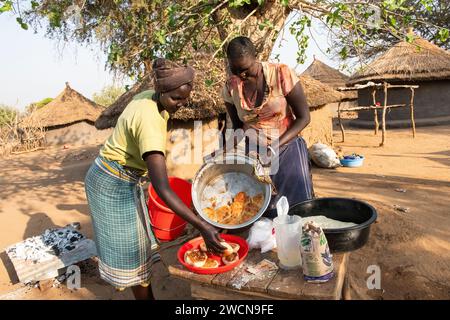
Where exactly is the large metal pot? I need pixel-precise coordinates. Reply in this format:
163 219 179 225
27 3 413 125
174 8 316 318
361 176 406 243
192 154 272 229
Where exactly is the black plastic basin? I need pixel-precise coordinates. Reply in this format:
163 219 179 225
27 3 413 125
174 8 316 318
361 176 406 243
289 197 377 253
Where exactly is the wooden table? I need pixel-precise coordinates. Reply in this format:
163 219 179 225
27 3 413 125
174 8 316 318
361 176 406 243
169 249 350 300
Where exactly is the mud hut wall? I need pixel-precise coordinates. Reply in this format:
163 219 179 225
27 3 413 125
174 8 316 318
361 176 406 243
165 118 220 180
327 101 358 118
45 121 112 146
301 105 333 147
356 80 450 122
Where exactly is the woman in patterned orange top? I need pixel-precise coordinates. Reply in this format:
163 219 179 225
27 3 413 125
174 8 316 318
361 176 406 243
221 36 314 216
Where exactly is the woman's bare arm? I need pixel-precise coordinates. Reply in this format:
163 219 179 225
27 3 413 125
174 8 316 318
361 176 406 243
144 151 224 253
274 82 310 149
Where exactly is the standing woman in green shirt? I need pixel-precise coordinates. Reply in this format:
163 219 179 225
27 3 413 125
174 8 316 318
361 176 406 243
85 58 225 300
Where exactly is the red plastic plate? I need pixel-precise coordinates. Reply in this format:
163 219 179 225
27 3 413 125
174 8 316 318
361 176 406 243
177 234 249 274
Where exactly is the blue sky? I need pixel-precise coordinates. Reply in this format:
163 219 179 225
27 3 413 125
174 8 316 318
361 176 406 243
0 11 343 111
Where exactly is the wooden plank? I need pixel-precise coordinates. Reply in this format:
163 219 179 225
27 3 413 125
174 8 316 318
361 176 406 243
8 239 97 284
380 83 388 147
227 250 279 294
267 253 349 300
168 264 216 285
338 104 406 112
386 84 419 89
410 87 416 138
372 88 379 136
337 102 345 142
0 286 32 300
338 83 418 91
300 253 349 300
242 251 278 294
191 283 277 300
266 267 303 299
225 250 261 290
343 275 352 300
212 260 247 287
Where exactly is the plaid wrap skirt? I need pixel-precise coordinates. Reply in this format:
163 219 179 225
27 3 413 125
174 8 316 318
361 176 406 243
84 156 160 289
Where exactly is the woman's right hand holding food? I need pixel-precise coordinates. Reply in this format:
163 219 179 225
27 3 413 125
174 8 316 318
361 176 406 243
199 222 226 254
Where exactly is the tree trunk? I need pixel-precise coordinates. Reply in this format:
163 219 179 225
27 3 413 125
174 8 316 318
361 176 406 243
143 60 153 74
214 0 291 61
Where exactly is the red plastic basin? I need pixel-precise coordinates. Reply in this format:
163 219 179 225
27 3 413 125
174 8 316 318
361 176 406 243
148 177 191 241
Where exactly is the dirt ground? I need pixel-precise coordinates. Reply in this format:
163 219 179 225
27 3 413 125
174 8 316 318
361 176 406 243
0 125 449 300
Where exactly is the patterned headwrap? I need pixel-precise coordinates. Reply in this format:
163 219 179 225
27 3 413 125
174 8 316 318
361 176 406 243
152 58 195 93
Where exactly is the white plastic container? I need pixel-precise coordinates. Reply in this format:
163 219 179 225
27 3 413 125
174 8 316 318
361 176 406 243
273 215 303 269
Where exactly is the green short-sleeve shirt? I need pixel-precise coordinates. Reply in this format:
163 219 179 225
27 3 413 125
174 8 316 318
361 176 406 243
100 90 169 171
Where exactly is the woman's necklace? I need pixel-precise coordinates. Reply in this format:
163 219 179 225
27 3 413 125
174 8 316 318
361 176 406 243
245 64 263 106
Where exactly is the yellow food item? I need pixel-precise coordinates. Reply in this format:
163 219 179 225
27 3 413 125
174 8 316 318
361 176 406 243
202 258 219 269
234 191 247 203
241 202 261 223
252 193 264 207
230 201 244 218
220 242 234 256
230 242 240 253
222 252 239 265
204 192 264 226
203 207 217 221
215 205 232 223
184 249 208 267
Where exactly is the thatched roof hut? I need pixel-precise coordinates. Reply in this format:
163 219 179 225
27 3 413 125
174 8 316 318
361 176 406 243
302 58 349 88
302 58 357 100
348 35 450 85
25 83 110 146
349 33 450 128
95 76 226 130
298 75 344 108
96 52 226 130
30 82 103 128
296 75 344 146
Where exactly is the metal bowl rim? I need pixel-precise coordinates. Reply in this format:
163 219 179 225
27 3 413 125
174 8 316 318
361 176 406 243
192 155 272 229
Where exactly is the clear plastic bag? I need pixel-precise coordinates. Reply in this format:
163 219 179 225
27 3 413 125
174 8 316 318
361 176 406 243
309 143 341 169
246 218 277 253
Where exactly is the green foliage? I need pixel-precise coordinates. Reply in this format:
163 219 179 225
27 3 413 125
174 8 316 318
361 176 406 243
26 97 53 113
16 17 28 30
36 97 53 108
92 85 125 107
5 0 449 78
0 1 13 13
439 28 449 42
0 104 18 127
331 0 450 59
259 19 274 31
229 0 253 8
290 15 311 65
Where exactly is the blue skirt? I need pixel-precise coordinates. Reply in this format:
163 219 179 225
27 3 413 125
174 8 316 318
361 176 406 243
264 137 315 218
84 156 160 289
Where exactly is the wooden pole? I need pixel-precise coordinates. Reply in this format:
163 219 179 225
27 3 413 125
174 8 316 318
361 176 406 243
372 88 379 135
380 83 388 147
337 102 345 142
410 87 416 138
340 104 405 111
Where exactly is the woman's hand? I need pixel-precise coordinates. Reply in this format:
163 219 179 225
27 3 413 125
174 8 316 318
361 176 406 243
199 223 226 254
145 151 224 254
256 108 279 121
